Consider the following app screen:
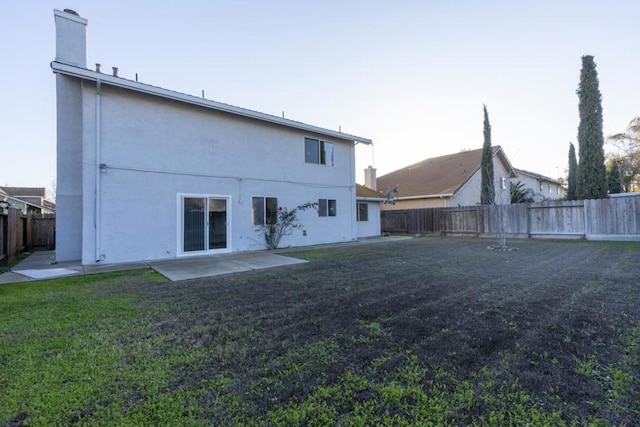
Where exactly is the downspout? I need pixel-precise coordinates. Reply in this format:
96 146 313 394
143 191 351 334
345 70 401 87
95 79 102 262
351 142 357 241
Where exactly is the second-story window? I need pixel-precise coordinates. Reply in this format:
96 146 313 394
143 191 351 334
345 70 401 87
305 138 334 166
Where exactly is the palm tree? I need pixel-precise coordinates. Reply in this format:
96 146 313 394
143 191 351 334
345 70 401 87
510 181 535 204
608 117 640 192
609 117 640 146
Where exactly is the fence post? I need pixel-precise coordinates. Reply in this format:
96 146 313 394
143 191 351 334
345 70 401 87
25 212 33 251
5 208 20 262
0 214 6 262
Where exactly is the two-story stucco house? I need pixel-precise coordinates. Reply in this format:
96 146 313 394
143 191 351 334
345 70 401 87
52 9 371 265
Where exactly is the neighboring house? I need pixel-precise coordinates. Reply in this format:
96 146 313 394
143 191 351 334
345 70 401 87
0 187 56 214
355 182 385 238
52 9 371 265
513 168 566 201
377 146 517 210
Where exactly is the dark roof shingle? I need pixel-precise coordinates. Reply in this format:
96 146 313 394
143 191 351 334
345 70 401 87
0 187 46 198
377 148 488 198
356 184 384 199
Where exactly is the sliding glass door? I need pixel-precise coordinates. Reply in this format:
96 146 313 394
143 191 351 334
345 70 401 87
181 195 229 254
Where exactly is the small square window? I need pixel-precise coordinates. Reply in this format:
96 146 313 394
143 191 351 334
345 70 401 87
252 196 278 225
318 199 337 217
328 199 337 216
305 138 319 164
357 203 368 221
305 137 333 166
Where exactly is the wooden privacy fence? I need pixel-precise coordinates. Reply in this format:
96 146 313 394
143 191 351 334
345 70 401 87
0 210 55 263
381 196 640 240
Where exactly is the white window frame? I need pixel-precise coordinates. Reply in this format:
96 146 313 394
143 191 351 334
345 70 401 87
357 202 369 222
305 137 334 166
318 199 337 217
252 196 278 226
176 193 232 257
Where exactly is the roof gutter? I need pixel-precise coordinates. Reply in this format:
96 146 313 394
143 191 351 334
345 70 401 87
51 61 372 145
397 193 454 200
356 196 387 202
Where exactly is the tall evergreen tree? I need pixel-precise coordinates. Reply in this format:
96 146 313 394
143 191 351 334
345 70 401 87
607 160 622 194
576 55 608 199
480 105 495 205
567 143 578 200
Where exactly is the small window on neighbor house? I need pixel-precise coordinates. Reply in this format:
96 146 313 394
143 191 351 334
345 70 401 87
500 177 507 190
548 183 552 193
357 203 369 221
305 137 334 166
318 199 337 217
540 182 543 191
252 197 278 225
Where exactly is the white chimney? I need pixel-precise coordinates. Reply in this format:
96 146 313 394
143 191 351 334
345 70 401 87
54 9 87 68
364 165 377 190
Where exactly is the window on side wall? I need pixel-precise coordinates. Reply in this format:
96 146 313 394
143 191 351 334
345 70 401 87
318 199 337 217
357 203 368 221
252 197 278 225
305 137 334 166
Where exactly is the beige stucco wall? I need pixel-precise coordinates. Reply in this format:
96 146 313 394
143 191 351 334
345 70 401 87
380 197 451 211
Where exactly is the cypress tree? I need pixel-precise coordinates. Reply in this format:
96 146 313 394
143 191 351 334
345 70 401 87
567 143 578 200
607 160 622 194
576 55 608 199
481 105 495 205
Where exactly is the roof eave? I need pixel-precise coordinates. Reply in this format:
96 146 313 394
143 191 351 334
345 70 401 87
494 146 517 178
51 61 372 145
398 193 454 200
356 196 386 202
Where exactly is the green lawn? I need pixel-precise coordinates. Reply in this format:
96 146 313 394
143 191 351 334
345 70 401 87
1 238 639 425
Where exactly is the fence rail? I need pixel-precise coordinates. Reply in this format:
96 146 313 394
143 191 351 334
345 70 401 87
0 210 55 263
381 196 640 241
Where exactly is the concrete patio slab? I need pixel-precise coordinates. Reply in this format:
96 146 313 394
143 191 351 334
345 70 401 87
83 262 150 275
12 267 82 280
148 252 307 281
1 236 411 284
0 271 31 285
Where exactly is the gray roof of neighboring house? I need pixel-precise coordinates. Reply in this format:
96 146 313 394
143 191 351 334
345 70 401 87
0 187 46 198
377 146 516 198
356 184 385 201
514 168 563 185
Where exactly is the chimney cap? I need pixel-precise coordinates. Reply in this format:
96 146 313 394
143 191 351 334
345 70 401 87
63 9 79 16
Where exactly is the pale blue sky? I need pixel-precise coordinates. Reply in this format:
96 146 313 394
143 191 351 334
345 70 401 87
1 1 638 190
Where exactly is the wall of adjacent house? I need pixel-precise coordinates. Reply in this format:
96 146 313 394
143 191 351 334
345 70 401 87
78 84 358 264
515 174 565 201
380 197 451 210
453 158 512 206
357 201 381 237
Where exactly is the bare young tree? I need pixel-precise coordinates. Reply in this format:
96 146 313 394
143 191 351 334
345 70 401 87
46 179 57 203
494 176 510 249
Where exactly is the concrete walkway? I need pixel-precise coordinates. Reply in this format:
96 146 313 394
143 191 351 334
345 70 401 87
0 236 410 284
